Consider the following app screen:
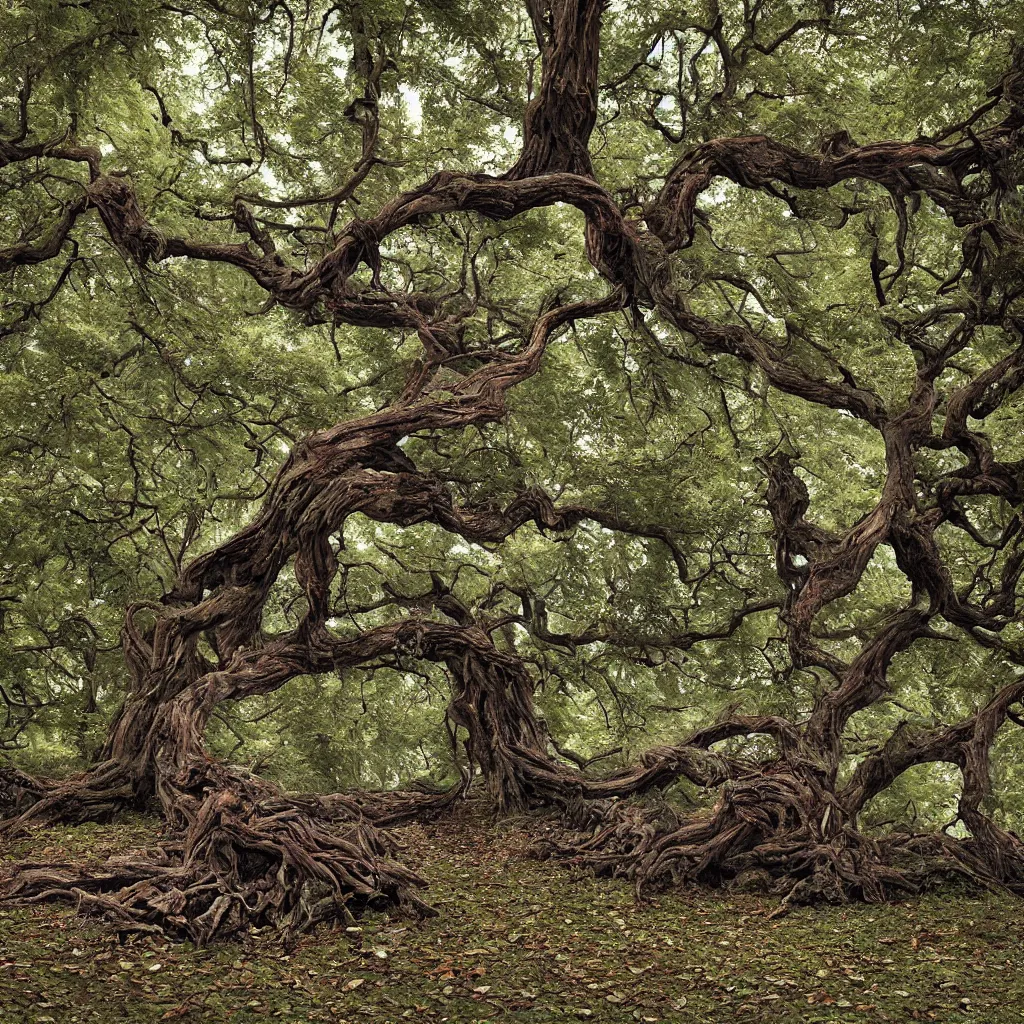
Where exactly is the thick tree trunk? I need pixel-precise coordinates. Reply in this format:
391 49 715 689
445 642 551 814
503 0 605 180
3 619 205 827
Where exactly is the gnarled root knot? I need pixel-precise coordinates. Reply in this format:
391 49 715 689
541 772 1024 911
0 778 433 943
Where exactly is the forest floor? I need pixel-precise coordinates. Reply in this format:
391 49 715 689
0 805 1021 1024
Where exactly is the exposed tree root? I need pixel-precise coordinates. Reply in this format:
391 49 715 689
541 765 1024 913
294 783 464 829
940 816 1024 893
7 744 1024 942
0 762 442 943
0 765 45 819
0 760 141 831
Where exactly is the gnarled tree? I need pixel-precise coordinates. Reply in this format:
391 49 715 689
2 0 1024 941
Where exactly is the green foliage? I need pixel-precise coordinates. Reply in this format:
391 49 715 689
2 0 1023 838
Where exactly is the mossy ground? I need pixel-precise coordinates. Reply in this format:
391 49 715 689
0 808 1021 1023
